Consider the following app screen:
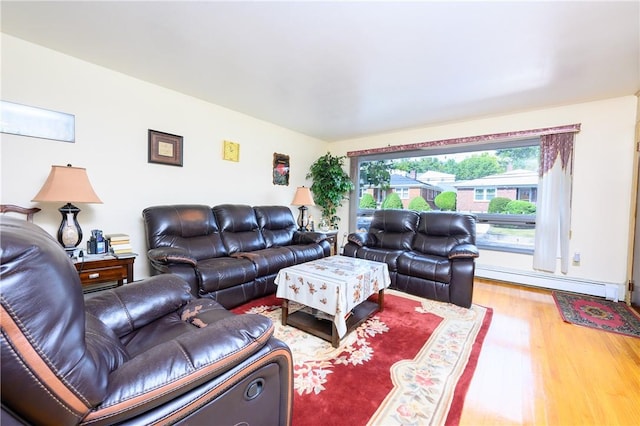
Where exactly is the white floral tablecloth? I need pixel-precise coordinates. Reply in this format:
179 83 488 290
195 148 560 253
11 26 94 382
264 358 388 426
275 255 391 337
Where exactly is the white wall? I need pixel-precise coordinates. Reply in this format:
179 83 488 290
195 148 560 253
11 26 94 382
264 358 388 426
1 34 328 278
3 34 637 298
330 96 638 297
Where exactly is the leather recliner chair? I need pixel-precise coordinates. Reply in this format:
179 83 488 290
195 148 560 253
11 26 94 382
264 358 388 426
0 217 293 425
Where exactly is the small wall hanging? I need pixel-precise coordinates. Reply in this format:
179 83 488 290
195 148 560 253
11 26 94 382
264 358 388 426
273 153 290 186
223 140 240 162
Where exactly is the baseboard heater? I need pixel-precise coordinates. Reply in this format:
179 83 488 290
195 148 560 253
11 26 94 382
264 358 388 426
475 264 621 302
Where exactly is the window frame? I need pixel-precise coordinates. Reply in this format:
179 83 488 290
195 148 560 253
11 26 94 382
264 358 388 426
517 187 537 202
349 137 540 254
394 187 410 199
474 187 497 201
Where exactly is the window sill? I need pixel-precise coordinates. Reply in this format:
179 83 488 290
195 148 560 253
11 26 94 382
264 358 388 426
477 243 534 255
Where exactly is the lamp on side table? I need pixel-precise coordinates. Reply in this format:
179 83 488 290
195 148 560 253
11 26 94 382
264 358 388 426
32 164 102 255
291 186 315 232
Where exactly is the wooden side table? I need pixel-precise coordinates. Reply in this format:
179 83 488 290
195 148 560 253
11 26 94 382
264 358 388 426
74 255 135 293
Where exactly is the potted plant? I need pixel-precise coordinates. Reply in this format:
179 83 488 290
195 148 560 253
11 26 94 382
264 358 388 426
306 152 354 229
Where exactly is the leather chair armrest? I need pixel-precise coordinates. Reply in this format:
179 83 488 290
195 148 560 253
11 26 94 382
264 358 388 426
347 232 376 247
147 247 198 267
85 275 193 337
449 243 479 259
84 314 275 424
293 231 328 244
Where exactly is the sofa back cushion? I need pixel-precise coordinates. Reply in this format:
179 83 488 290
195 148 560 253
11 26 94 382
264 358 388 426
254 206 296 247
1 217 115 424
369 209 419 250
214 204 266 254
143 205 227 260
413 212 476 257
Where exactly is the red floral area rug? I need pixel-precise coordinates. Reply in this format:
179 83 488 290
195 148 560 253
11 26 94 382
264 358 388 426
553 291 640 338
233 289 492 425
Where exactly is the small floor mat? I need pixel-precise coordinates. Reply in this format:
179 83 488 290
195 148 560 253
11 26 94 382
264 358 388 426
553 291 640 338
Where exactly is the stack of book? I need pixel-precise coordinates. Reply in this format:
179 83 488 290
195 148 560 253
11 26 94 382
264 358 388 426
106 233 136 258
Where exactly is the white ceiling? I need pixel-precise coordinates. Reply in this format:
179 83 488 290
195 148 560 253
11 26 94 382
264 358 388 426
2 1 639 141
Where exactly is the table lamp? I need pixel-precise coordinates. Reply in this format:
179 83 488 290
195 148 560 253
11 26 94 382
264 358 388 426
32 164 102 254
291 186 315 232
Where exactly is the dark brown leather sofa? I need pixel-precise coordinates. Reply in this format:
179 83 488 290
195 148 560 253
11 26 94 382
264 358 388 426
142 204 331 309
0 216 293 425
343 210 479 308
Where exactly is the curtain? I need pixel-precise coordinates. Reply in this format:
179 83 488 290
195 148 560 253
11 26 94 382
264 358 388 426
533 133 575 273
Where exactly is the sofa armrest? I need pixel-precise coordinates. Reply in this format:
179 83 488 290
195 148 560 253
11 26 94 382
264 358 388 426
84 275 193 337
83 314 275 424
147 247 198 267
448 243 479 259
347 232 376 247
293 231 327 244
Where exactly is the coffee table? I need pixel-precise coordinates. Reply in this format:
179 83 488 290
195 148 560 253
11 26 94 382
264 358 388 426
274 255 391 347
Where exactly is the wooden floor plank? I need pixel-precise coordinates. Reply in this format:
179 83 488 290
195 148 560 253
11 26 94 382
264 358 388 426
459 279 640 426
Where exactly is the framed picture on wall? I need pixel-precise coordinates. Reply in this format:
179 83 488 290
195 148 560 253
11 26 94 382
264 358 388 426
273 153 290 186
148 129 183 166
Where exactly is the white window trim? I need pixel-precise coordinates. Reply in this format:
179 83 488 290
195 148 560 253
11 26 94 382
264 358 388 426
474 187 496 201
348 129 577 254
394 187 410 199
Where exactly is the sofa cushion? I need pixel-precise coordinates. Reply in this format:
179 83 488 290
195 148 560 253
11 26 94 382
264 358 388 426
117 298 238 358
348 247 405 272
84 313 130 373
197 257 258 293
413 211 476 257
1 217 111 420
285 243 328 263
85 275 192 338
368 210 419 250
397 251 452 284
214 204 267 253
181 298 234 327
254 205 296 247
232 247 296 276
143 205 227 260
117 311 197 358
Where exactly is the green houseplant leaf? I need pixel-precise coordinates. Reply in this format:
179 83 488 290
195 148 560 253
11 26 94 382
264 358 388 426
306 152 354 227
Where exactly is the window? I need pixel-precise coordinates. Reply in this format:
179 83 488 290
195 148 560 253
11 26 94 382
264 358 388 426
352 139 540 253
474 188 496 201
475 213 536 253
517 187 537 202
394 187 409 199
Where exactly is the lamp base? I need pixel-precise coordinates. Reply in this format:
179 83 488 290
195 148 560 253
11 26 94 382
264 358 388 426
296 205 309 232
57 203 83 249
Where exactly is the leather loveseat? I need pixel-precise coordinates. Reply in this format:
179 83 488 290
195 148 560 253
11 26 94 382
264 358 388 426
143 204 331 309
343 210 479 308
0 216 293 425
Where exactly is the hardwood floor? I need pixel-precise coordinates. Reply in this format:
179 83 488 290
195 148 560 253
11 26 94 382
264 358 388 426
459 279 640 426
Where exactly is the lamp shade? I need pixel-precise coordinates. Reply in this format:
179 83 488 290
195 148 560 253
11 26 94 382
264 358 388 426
291 186 315 206
32 165 102 204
